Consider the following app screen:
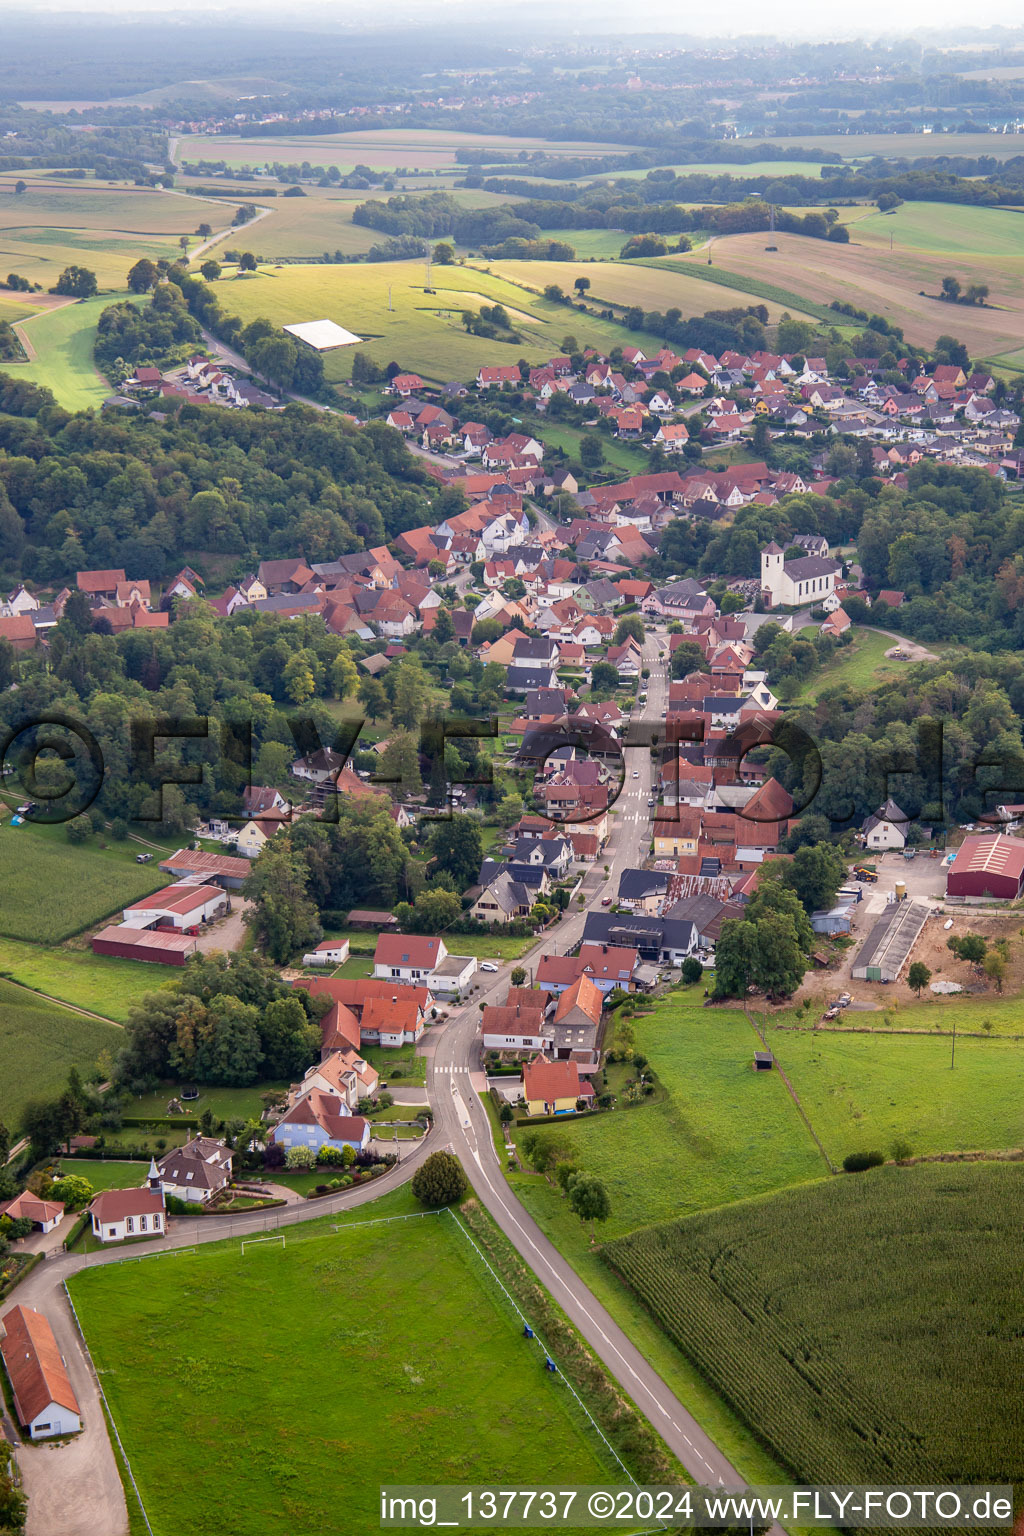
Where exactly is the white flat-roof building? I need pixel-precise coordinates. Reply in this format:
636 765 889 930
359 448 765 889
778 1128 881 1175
283 319 362 351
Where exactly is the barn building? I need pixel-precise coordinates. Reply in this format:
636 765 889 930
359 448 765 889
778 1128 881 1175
946 834 1024 901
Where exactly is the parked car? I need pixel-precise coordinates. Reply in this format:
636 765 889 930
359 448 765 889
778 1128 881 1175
480 961 499 973
601 897 612 906
136 852 153 863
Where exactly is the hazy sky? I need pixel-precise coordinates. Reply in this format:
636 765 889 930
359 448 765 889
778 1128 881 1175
10 0 1024 35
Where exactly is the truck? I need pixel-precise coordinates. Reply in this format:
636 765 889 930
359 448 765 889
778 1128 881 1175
853 866 879 883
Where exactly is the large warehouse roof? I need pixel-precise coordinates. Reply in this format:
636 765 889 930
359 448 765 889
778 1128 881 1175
283 319 361 351
948 833 1024 884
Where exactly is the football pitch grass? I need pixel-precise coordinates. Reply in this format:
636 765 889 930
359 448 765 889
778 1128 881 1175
67 1205 624 1536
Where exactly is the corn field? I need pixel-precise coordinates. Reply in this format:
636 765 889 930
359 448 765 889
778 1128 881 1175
602 1163 1024 1497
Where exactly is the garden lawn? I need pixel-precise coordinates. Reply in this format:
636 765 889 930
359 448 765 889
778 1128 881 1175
362 1042 426 1084
0 820 171 941
0 979 122 1129
52 1159 146 1192
0 935 165 1021
68 1209 619 1536
767 1024 1024 1165
124 1081 292 1124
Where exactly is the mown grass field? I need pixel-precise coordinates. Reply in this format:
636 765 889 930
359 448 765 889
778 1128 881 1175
0 935 163 1021
1 292 146 409
602 1162 1024 1484
848 199 1024 256
0 821 170 942
521 993 826 1237
768 1024 1024 1164
53 1158 145 1191
210 259 666 380
790 627 904 702
0 979 122 1129
69 1205 620 1536
125 1080 292 1124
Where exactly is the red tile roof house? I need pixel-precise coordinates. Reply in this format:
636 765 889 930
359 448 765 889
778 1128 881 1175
373 934 447 982
77 567 125 599
0 1305 82 1439
521 1055 594 1116
0 1190 64 1234
89 1185 166 1244
269 1093 371 1156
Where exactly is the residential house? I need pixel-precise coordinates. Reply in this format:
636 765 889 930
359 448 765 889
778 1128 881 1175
862 798 910 851
470 868 533 924
155 1137 233 1204
270 1094 370 1155
617 869 670 913
0 1191 64 1234
373 934 448 982
522 1056 591 1116
0 1305 81 1439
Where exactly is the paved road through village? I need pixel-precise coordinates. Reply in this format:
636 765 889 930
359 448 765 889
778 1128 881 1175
10 627 773 1535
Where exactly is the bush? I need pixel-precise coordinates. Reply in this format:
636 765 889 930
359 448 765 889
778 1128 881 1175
681 957 703 984
285 1145 316 1169
411 1150 467 1207
843 1150 886 1173
317 1145 344 1166
263 1142 285 1169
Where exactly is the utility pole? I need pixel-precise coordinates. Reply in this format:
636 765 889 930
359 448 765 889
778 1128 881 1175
951 1011 957 1070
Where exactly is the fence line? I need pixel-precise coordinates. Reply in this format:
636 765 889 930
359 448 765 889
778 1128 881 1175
62 1282 154 1536
444 1210 636 1487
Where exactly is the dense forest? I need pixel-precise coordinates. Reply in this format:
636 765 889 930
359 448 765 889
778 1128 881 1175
0 366 434 582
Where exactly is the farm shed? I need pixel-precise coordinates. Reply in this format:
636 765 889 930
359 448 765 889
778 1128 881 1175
91 926 198 965
946 834 1024 900
0 1305 81 1439
122 883 227 930
283 319 361 351
851 901 929 982
811 904 853 936
754 1051 774 1071
159 848 250 890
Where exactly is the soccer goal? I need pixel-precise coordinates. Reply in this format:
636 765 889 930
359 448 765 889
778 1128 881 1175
241 1234 285 1256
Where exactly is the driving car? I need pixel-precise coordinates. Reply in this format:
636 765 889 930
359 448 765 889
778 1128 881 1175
632 770 640 778
601 897 612 906
135 852 153 863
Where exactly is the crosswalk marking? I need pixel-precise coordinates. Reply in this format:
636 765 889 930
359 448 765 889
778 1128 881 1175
435 1065 469 1075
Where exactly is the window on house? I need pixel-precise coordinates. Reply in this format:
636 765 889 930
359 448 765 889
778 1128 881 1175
126 1216 134 1233
108 1228 116 1238
140 1216 148 1231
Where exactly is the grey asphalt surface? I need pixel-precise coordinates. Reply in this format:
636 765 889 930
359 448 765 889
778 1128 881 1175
426 633 763 1490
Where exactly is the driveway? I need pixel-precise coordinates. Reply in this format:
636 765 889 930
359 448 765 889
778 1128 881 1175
194 900 250 954
13 1260 128 1536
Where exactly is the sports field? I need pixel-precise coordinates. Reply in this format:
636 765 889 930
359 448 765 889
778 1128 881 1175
68 1205 621 1536
0 821 170 942
212 259 665 380
2 291 146 409
0 978 121 1128
602 1162 1024 1484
